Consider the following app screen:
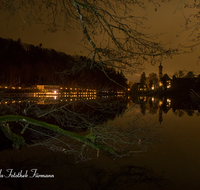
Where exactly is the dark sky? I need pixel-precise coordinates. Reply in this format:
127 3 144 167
0 1 200 82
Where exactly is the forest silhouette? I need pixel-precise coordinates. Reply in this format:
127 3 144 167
0 37 128 91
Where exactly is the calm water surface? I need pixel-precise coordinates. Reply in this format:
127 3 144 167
112 99 200 190
0 96 200 189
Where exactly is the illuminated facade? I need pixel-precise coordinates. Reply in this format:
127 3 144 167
37 85 60 93
162 74 171 89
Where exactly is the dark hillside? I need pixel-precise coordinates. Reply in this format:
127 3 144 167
0 37 128 90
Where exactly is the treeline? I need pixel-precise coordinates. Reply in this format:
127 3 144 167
0 37 127 90
173 70 200 79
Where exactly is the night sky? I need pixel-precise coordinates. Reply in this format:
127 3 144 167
0 1 200 82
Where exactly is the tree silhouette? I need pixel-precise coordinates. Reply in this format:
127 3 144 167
0 0 178 81
149 73 159 89
0 1 170 161
174 70 186 78
186 71 195 78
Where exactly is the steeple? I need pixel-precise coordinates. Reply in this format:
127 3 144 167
158 62 163 80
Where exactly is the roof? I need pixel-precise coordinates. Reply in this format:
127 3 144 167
162 74 171 81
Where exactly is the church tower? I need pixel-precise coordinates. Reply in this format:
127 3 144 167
158 62 163 80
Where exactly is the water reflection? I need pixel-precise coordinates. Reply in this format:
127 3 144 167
0 96 129 123
0 95 132 155
130 94 200 124
0 149 167 190
0 93 162 169
3 93 200 189
1 92 200 154
0 92 126 105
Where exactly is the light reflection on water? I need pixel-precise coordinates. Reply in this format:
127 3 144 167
112 98 200 190
1 95 200 189
0 92 125 104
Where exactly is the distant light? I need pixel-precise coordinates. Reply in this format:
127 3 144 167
54 91 57 94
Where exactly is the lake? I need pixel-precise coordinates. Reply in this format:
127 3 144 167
0 94 200 189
